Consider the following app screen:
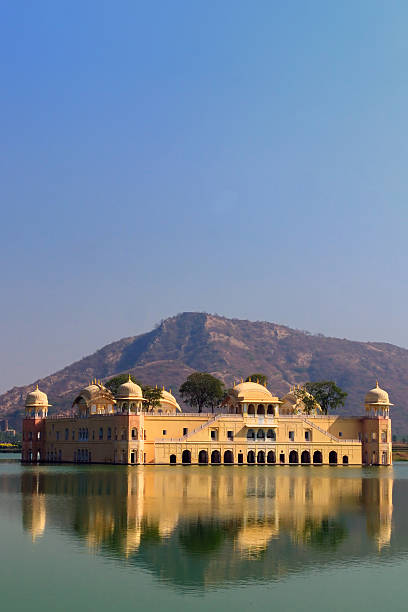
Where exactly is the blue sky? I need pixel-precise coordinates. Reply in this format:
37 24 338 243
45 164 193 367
1 0 407 392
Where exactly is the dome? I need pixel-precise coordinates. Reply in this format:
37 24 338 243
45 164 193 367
365 381 392 406
117 375 143 399
233 381 276 402
25 385 50 407
160 389 181 412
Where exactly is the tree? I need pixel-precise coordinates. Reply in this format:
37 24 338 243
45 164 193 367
303 381 347 415
143 386 163 411
245 373 268 386
179 372 225 413
293 387 320 415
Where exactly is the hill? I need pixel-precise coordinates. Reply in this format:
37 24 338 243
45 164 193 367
1 312 407 433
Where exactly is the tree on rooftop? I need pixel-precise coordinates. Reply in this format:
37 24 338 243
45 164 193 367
303 381 347 415
179 372 225 414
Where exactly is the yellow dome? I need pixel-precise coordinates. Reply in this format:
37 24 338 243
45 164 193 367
160 389 181 412
25 385 50 407
117 376 143 399
365 381 392 406
233 381 275 402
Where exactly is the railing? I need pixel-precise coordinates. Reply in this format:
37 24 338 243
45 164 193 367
303 418 360 443
156 414 224 443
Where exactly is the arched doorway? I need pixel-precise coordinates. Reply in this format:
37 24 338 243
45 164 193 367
329 451 338 465
382 451 388 465
342 455 349 465
248 404 255 415
267 404 274 415
238 453 244 464
170 454 176 464
313 450 322 464
301 450 311 464
257 450 265 464
247 450 255 464
257 404 265 415
224 450 234 464
182 450 191 464
211 450 221 464
289 450 299 464
198 450 208 464
267 450 276 464
279 452 285 464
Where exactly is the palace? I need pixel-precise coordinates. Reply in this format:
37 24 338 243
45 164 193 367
21 378 393 466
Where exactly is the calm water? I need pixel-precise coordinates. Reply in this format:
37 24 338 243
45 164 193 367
1 456 408 611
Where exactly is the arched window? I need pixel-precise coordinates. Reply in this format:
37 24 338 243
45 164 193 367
224 450 234 464
247 450 255 464
267 450 276 464
289 450 299 464
99 427 103 440
342 455 349 465
107 427 112 440
211 450 221 464
198 450 208 464
131 428 137 439
313 450 322 464
267 404 274 415
257 450 265 464
329 451 338 465
248 404 255 415
257 429 265 439
257 404 265 415
182 450 191 464
267 429 276 440
247 429 255 439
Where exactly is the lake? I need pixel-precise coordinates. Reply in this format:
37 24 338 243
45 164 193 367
0 455 407 611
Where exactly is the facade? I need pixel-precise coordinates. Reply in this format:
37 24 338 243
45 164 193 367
22 379 393 466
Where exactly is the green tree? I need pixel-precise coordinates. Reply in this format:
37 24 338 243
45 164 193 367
179 372 225 413
303 381 347 415
245 373 268 386
293 387 320 415
143 386 163 411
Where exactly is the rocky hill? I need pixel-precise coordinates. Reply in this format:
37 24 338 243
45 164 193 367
1 312 407 433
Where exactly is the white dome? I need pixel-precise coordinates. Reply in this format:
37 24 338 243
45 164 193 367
160 389 181 412
117 375 143 399
233 381 275 402
365 381 392 406
25 385 49 407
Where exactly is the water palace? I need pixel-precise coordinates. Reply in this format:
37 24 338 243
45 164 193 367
21 377 393 466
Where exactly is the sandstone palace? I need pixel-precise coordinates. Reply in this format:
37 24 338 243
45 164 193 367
22 378 392 466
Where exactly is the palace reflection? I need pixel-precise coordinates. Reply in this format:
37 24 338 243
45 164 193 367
20 466 394 588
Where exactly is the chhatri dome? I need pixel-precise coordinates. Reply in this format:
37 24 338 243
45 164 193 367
365 381 393 407
117 375 143 400
232 380 276 402
25 385 50 407
160 388 181 412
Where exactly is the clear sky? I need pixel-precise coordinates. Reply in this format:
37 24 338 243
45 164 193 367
1 0 407 393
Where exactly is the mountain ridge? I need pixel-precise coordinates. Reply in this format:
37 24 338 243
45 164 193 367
1 312 407 433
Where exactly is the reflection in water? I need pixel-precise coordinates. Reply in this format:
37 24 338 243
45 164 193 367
17 466 394 589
